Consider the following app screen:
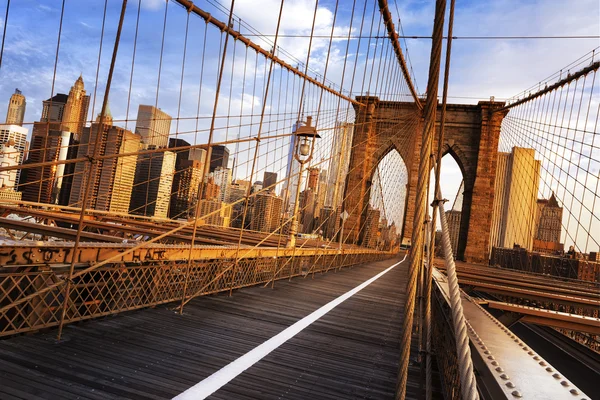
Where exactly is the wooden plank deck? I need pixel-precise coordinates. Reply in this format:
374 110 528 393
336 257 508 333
0 257 442 399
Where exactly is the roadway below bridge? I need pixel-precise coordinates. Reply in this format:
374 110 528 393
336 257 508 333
0 256 442 400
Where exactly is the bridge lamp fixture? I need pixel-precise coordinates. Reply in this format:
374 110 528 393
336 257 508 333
287 116 320 248
294 116 320 161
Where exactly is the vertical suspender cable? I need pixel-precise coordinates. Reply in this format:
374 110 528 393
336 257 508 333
395 0 446 398
423 0 455 398
57 0 129 340
0 0 10 69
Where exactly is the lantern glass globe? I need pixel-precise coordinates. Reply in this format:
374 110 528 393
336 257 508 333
299 140 311 157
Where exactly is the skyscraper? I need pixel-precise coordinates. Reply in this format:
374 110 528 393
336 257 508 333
282 125 301 211
95 102 113 126
313 169 328 222
130 151 176 218
169 159 202 219
20 122 75 204
61 75 90 137
41 94 68 123
307 167 319 190
5 89 26 126
363 206 381 249
209 145 230 172
198 199 232 227
228 180 250 203
326 122 353 208
0 140 20 189
445 210 461 255
211 166 232 203
228 180 251 228
251 192 284 233
168 139 206 219
299 188 317 233
263 171 277 193
169 138 207 167
0 124 28 185
69 123 141 213
202 176 221 200
135 105 172 148
533 193 564 253
319 206 340 240
489 147 541 251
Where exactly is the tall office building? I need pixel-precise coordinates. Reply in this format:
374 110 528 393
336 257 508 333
0 140 20 189
379 221 398 251
445 210 462 256
169 159 202 219
320 206 340 240
202 176 221 200
282 123 301 211
5 89 26 126
198 199 231 227
189 147 207 164
228 180 251 228
313 169 327 218
263 171 277 193
168 139 206 219
0 124 28 185
252 181 263 194
533 193 564 253
55 132 80 207
211 166 232 203
135 105 172 148
228 180 250 203
95 102 113 126
209 145 230 172
363 206 381 249
251 192 283 233
443 181 463 256
41 94 68 123
326 122 353 208
130 151 176 218
307 167 319 190
489 147 541 251
299 188 316 233
61 75 90 137
169 138 207 167
69 123 141 213
20 122 76 205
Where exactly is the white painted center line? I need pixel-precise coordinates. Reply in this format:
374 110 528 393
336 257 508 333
173 255 407 400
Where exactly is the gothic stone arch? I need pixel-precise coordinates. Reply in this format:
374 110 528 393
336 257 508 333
342 96 507 263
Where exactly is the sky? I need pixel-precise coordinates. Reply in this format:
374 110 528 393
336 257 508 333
0 0 598 248
3 0 597 125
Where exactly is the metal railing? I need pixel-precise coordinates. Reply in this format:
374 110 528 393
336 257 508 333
431 267 592 399
490 247 589 280
489 246 599 351
431 276 463 400
1 249 391 337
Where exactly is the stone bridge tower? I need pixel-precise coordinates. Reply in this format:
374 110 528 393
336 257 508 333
342 96 508 263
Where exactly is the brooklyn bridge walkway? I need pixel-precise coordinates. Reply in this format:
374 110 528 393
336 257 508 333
0 257 440 400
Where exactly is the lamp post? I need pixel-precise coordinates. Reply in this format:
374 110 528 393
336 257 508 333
339 210 349 253
287 116 320 248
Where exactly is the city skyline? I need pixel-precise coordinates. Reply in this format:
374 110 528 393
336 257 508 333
0 75 398 247
0 1 596 255
0 1 596 237
0 69 590 255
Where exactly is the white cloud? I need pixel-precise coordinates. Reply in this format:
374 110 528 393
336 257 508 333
140 0 165 11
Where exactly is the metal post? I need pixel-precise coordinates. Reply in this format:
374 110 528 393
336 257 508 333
338 210 349 271
287 159 305 248
339 215 345 252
